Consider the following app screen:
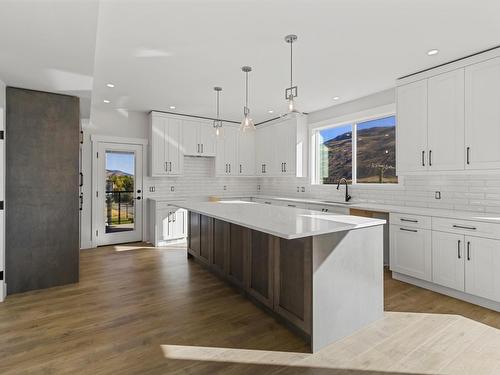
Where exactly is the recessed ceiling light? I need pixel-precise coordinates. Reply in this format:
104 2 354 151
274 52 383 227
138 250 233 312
333 96 340 101
268 110 274 114
427 49 439 56
106 83 115 88
103 99 110 104
169 106 176 110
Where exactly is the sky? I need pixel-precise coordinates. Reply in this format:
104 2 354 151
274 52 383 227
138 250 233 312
320 115 395 142
106 151 135 175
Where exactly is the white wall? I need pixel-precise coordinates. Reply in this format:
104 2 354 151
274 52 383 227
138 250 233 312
258 88 500 214
0 79 5 301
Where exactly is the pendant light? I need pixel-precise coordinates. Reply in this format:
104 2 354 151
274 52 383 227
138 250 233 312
240 66 255 133
284 34 299 113
213 86 223 138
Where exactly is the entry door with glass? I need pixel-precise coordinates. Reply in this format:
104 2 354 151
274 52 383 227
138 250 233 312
96 142 143 246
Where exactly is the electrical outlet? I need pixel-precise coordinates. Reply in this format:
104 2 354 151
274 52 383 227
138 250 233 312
170 186 175 192
223 185 227 191
301 186 305 193
257 185 261 191
149 186 155 193
297 186 300 192
435 191 441 200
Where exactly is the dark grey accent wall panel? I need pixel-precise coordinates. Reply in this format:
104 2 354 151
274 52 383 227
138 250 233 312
6 87 80 294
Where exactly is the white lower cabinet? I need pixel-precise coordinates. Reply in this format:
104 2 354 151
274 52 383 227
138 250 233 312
464 236 500 302
390 225 432 281
149 199 187 246
432 231 465 291
391 212 500 308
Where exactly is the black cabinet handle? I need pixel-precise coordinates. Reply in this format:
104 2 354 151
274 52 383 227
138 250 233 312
466 147 470 165
453 224 476 231
79 172 83 187
422 150 425 166
400 227 418 233
457 240 461 259
467 241 471 261
429 150 432 166
400 218 418 223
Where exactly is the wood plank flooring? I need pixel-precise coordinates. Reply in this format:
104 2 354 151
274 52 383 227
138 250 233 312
0 242 499 374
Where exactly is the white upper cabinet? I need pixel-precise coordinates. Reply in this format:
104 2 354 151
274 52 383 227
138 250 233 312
237 131 255 176
465 57 500 170
215 126 238 176
397 49 500 174
148 112 183 176
427 69 465 171
182 119 216 157
397 80 428 173
255 113 307 177
255 124 274 175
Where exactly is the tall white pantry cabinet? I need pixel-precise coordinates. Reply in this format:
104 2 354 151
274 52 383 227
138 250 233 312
397 54 500 174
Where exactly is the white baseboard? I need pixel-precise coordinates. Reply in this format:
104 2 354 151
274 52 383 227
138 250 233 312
392 272 500 312
0 281 5 302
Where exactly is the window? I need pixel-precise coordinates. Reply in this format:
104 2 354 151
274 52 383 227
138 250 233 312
314 115 397 185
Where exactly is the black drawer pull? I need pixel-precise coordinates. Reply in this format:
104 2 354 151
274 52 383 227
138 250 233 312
400 218 418 223
400 228 418 233
453 224 476 231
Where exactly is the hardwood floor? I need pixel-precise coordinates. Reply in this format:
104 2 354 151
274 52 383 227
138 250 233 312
1 242 500 374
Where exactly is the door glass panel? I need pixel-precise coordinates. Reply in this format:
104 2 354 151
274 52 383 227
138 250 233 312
105 151 135 233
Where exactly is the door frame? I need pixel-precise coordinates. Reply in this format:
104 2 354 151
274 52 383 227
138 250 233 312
91 135 148 248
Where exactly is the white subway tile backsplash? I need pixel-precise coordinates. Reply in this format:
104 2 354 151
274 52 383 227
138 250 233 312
144 157 258 200
258 172 500 212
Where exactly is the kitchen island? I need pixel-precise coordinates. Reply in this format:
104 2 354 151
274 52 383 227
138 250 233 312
172 200 386 352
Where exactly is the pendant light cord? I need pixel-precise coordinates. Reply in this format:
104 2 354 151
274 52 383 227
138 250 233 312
290 40 293 89
245 71 249 109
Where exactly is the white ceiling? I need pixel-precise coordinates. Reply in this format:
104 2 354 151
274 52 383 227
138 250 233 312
1 1 500 123
0 0 99 118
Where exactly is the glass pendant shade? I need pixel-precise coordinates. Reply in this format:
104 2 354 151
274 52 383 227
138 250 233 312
240 114 255 133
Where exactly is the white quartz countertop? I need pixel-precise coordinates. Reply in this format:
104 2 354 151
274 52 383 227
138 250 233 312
252 195 500 224
171 200 385 240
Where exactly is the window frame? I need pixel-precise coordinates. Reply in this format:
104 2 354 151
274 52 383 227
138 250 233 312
310 108 402 188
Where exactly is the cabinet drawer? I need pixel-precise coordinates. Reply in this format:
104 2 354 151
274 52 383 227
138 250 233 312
390 213 431 230
432 217 500 240
307 203 349 215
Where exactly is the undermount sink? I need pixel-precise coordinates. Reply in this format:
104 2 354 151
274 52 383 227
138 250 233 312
320 200 356 206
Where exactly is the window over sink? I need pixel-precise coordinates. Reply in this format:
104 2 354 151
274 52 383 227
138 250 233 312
313 114 398 185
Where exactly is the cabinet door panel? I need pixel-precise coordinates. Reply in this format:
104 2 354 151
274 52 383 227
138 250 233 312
212 219 229 274
247 230 273 307
228 224 249 286
390 226 432 281
238 131 255 176
465 236 500 302
199 215 212 263
167 118 182 175
465 57 500 170
397 80 428 173
274 237 312 333
428 69 465 171
224 127 238 175
188 212 201 256
151 117 167 176
182 120 200 156
199 124 216 156
432 231 464 291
